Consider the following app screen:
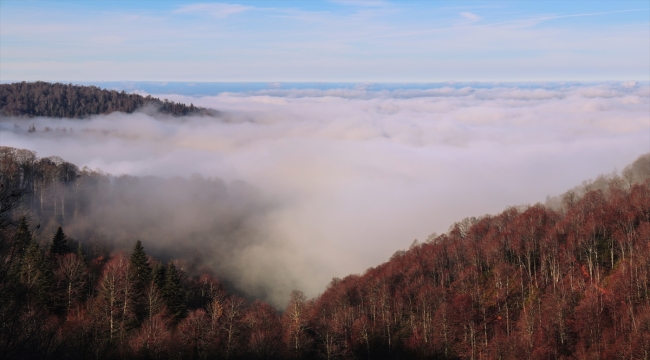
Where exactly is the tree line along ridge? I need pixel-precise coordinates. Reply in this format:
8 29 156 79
0 82 218 118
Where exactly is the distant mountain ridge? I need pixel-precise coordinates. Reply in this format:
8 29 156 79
0 81 218 118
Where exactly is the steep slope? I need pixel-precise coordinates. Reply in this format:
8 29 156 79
301 153 650 359
0 148 648 359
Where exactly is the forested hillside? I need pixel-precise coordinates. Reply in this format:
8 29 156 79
0 147 648 359
304 155 650 359
0 146 273 304
0 82 218 118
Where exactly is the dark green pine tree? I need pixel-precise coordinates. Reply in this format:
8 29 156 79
49 226 70 256
153 263 166 291
129 240 152 323
162 262 186 321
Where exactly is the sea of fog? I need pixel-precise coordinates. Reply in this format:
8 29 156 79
1 81 648 305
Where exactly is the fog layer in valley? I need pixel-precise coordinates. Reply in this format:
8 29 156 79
1 82 648 306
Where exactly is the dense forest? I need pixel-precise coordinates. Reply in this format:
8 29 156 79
0 82 218 118
0 146 275 304
0 147 649 359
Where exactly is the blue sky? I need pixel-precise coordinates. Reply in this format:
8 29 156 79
1 0 648 82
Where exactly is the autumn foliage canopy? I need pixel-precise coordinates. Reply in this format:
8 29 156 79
0 147 649 359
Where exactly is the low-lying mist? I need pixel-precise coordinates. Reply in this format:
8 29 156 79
1 82 648 306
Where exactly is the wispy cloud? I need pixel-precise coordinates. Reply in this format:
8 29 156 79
485 8 650 28
329 0 388 7
91 35 125 45
174 2 253 18
460 12 481 22
344 7 648 45
1 2 647 81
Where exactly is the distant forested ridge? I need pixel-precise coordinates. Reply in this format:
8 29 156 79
0 147 649 359
0 81 218 118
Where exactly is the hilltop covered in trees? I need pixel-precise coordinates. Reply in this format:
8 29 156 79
0 82 219 118
0 148 649 359
0 145 273 303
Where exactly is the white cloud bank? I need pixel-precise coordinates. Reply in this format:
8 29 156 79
1 82 648 303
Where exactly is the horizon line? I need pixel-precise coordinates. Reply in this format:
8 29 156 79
1 79 648 84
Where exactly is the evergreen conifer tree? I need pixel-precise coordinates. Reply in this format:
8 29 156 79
130 241 151 282
153 263 166 291
162 263 186 321
129 240 152 323
49 226 70 256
